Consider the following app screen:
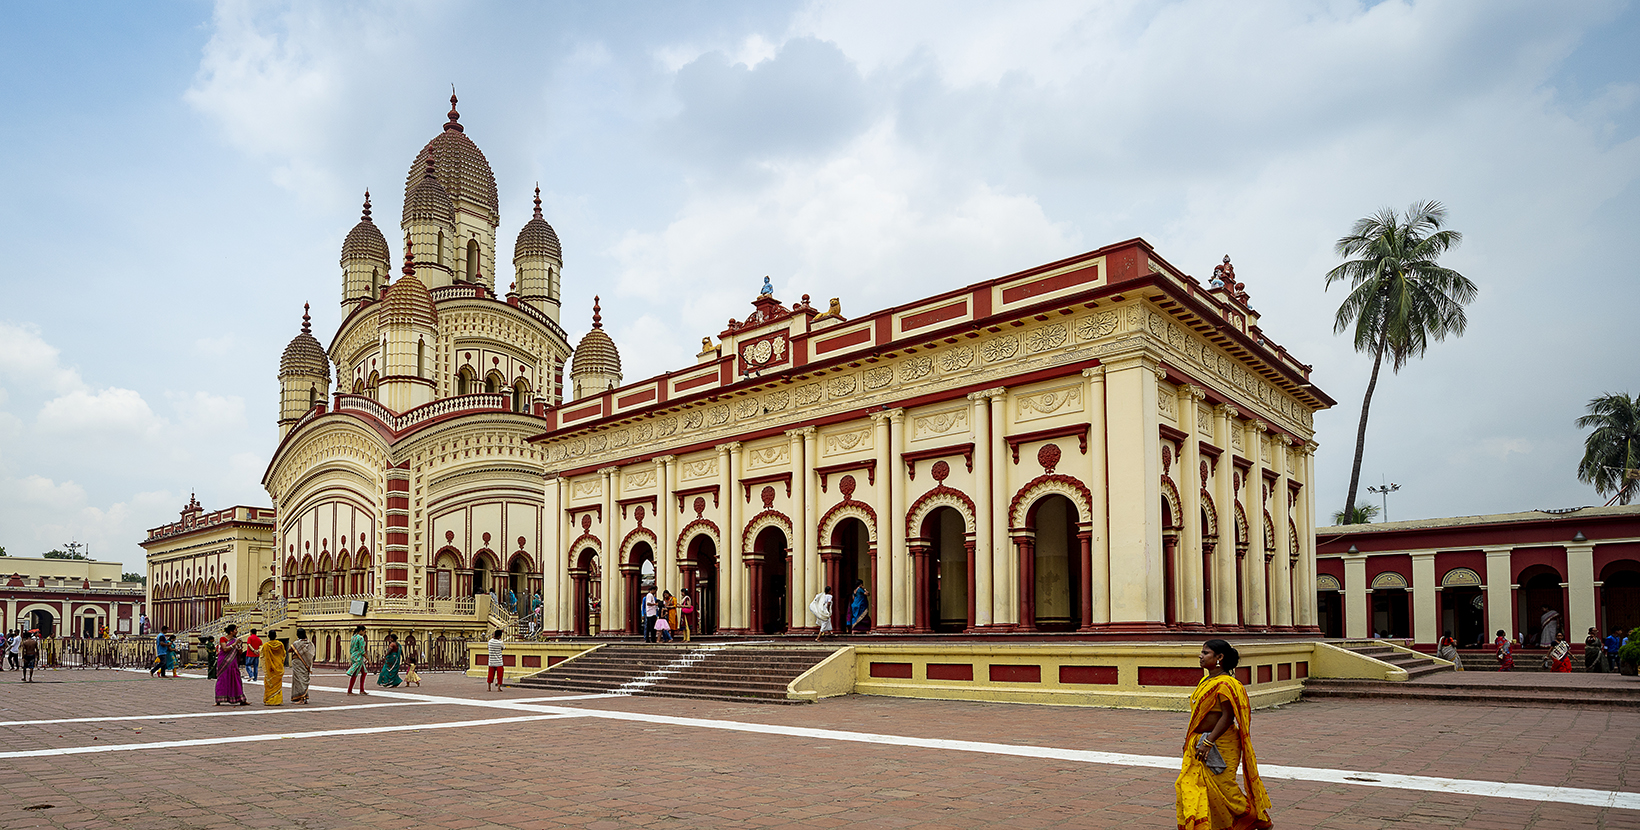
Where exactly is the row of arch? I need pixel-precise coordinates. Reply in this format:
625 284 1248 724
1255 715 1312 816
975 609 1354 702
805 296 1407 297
349 365 533 413
282 551 373 599
152 577 229 632
429 548 540 607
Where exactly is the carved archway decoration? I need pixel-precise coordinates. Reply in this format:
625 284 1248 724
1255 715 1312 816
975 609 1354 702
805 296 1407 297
1158 476 1183 529
1200 489 1219 536
819 499 879 546
1233 502 1249 547
907 485 978 539
675 518 722 557
1007 473 1094 532
742 509 795 553
619 527 661 565
1316 574 1342 591
1371 571 1409 589
1441 567 1482 587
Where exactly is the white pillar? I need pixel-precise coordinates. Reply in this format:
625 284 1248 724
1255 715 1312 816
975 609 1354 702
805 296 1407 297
1411 552 1437 646
599 466 620 629
887 408 908 629
1484 547 1513 640
1177 384 1205 626
719 443 742 632
1271 441 1294 628
968 391 994 627
988 388 1011 625
787 428 810 630
655 456 674 596
870 412 893 628
1102 350 1164 626
1212 405 1239 627
543 474 563 633
801 428 819 624
1245 420 1269 627
1343 551 1369 639
1568 542 1597 641
1082 370 1110 625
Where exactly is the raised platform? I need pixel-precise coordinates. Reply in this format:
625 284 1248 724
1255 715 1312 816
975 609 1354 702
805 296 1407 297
1304 670 1640 709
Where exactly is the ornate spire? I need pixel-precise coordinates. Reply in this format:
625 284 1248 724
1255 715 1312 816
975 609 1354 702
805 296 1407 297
301 303 312 334
444 86 463 133
403 232 416 277
361 190 372 222
424 155 437 180
533 184 543 219
592 296 603 329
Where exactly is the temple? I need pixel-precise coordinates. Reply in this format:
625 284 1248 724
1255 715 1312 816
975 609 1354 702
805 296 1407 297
196 96 1331 653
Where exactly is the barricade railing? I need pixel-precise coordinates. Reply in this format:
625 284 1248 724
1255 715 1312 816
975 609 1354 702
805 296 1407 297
42 637 158 670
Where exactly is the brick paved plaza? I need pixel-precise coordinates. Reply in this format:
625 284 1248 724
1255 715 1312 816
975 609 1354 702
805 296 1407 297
1 668 1637 829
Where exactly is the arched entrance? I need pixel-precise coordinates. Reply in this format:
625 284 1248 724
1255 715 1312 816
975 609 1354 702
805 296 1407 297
831 517 872 632
1021 494 1085 632
624 542 655 635
431 550 459 599
1518 565 1564 645
472 552 498 599
684 534 719 635
506 554 531 613
1440 568 1486 646
749 527 789 635
1601 560 1640 635
914 507 969 633
571 548 602 636
24 607 57 639
1315 575 1343 638
1370 572 1410 638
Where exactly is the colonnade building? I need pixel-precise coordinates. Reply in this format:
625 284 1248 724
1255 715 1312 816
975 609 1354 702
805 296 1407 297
532 244 1333 637
257 96 1331 642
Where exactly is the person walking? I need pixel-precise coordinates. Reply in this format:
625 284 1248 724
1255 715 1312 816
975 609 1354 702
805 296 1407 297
153 627 175 677
642 588 659 643
7 630 22 670
289 629 314 705
486 629 506 691
1607 627 1624 673
377 633 403 687
262 631 287 705
0 630 7 673
810 586 834 641
1175 639 1272 830
1494 629 1515 671
1436 630 1463 671
345 625 370 696
214 625 249 705
849 579 870 634
679 593 695 642
244 629 262 681
19 631 39 682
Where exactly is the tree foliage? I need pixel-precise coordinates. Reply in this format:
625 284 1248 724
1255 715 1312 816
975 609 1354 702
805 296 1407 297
122 572 148 585
1577 392 1640 505
1331 503 1380 526
43 549 89 560
1325 201 1477 518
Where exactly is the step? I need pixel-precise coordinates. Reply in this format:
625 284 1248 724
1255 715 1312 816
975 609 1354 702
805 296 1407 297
514 645 838 705
1302 679 1640 709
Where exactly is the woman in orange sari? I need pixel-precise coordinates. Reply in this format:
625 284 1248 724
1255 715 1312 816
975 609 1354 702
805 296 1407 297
1176 639 1272 830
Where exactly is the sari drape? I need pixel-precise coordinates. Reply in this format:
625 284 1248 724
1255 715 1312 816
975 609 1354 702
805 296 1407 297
377 643 402 687
849 587 869 630
346 634 367 677
1175 674 1272 830
214 637 248 704
290 638 314 703
1550 641 1573 673
1436 637 1463 671
262 639 287 705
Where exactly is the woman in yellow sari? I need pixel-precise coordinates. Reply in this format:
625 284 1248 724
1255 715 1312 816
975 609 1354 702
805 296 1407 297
1176 639 1272 830
261 631 287 706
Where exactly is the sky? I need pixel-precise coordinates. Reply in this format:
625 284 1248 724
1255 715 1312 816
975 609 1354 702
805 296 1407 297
1 0 1637 573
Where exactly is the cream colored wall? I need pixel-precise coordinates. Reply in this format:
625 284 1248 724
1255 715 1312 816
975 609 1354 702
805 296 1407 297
8 557 125 582
539 298 1320 635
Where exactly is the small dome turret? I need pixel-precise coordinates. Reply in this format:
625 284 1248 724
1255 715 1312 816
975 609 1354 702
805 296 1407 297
342 191 390 263
403 158 455 227
380 238 439 330
513 184 563 321
570 296 621 399
513 186 562 261
280 304 331 381
341 191 391 306
278 304 332 436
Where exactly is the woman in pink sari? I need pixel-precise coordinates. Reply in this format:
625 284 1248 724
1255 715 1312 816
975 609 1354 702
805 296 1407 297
215 624 250 705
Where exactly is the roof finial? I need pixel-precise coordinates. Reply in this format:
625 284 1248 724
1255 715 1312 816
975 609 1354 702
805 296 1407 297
361 190 372 222
403 232 416 277
424 155 437 180
592 296 602 329
301 303 312 334
533 183 543 219
444 86 463 133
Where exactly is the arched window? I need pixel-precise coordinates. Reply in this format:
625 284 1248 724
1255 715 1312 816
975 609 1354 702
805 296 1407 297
457 366 475 396
367 371 380 400
466 238 480 282
307 385 317 408
485 372 501 394
512 379 530 413
353 378 365 394
437 231 446 267
416 339 426 377
370 267 380 297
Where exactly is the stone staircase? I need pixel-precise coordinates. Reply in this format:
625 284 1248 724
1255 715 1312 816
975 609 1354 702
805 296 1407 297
1343 642 1454 679
1303 675 1640 709
515 643 840 704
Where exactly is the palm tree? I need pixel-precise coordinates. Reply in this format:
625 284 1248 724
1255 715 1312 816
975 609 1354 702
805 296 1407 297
1330 504 1380 526
1326 201 1477 520
1576 393 1640 505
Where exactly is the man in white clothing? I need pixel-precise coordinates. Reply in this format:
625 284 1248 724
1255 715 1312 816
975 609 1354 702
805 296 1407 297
810 586 834 641
642 589 659 643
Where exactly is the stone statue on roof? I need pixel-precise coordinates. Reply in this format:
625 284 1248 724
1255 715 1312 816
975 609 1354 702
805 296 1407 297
759 276 774 296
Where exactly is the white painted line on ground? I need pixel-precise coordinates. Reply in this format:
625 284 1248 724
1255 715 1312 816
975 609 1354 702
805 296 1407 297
0 701 437 727
0 713 585 760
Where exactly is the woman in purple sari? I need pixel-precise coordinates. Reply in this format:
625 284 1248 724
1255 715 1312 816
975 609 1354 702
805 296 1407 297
215 624 250 706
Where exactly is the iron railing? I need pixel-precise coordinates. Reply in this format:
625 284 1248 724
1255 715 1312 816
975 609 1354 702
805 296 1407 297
38 637 158 670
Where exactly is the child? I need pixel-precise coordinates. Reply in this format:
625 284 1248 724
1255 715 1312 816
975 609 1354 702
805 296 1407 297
655 614 674 643
486 629 506 692
404 660 422 687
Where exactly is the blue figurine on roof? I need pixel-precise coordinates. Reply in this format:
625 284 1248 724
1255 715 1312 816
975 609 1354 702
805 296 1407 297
759 276 774 296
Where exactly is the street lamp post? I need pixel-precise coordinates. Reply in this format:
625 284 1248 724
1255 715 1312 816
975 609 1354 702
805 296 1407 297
1368 480 1401 522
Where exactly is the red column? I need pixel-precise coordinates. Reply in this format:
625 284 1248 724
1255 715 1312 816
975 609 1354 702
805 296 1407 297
1235 549 1247 627
747 556 764 634
910 545 930 634
1077 532 1093 631
1017 539 1036 632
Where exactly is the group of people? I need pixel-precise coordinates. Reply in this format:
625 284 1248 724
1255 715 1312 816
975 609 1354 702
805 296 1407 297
1490 624 1631 672
640 588 696 643
210 625 315 705
0 630 40 681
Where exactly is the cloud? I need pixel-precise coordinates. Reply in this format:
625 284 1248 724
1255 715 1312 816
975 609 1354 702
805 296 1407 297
0 321 87 396
36 388 164 439
169 391 248 432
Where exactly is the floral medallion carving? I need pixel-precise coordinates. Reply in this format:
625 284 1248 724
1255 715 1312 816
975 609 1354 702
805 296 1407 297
1075 311 1119 340
939 347 973 372
901 356 934 381
829 375 857 397
795 383 823 405
1024 323 1068 353
1037 443 1062 474
839 475 857 499
981 335 1019 363
930 460 951 482
863 366 894 390
760 486 777 509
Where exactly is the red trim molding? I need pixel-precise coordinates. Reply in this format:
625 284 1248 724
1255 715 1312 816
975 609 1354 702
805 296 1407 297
1005 423 1090 463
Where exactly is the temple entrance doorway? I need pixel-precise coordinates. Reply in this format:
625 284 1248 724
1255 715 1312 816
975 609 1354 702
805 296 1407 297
472 553 497 599
1443 587 1486 646
1316 588 1343 638
752 527 789 635
1371 588 1410 638
1601 560 1640 634
1518 565 1564 645
917 507 968 633
1027 494 1082 632
833 517 871 632
571 549 601 636
626 542 655 635
686 535 719 635
507 554 530 614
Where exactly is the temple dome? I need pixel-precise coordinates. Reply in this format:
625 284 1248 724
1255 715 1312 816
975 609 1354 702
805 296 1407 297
279 305 331 380
571 297 620 377
513 186 562 262
341 191 389 263
403 158 454 226
403 92 498 223
380 273 439 329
